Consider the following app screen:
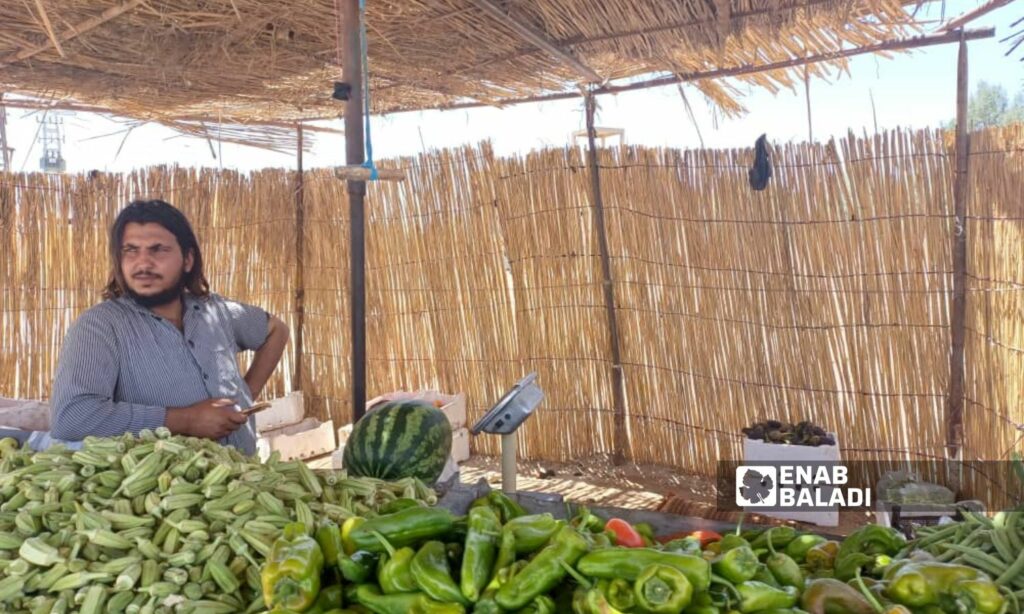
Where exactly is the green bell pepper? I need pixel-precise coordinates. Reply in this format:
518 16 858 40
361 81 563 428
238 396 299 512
573 584 626 614
764 529 805 590
662 537 703 556
736 581 798 613
516 595 556 614
461 506 502 602
784 535 826 563
635 563 695 613
342 517 366 556
580 530 615 551
800 578 875 614
316 521 345 567
378 545 417 594
950 577 1005 614
340 551 379 584
486 559 526 593
491 527 517 580
598 578 637 611
471 491 527 524
804 541 839 572
634 522 657 546
753 563 782 588
835 525 906 581
379 498 425 515
495 525 590 611
472 589 502 614
348 507 456 553
749 526 797 550
504 514 561 554
712 546 760 584
316 585 344 611
352 585 465 614
571 506 607 533
412 541 470 606
883 561 1002 613
489 491 527 523
261 522 325 612
719 533 749 552
577 547 712 592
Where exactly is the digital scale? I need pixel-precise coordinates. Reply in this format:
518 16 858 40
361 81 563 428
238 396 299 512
471 372 544 495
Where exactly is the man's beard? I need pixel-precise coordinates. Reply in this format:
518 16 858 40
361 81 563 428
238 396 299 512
126 274 187 308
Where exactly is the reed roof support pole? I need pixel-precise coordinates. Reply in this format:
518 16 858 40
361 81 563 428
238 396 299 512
343 0 368 423
292 124 306 393
584 91 628 466
947 33 970 469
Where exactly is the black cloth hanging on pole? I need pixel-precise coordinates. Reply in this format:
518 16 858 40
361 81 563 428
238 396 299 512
748 134 772 191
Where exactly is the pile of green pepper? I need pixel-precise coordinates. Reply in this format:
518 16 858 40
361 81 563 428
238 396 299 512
709 523 1012 614
257 493 1014 614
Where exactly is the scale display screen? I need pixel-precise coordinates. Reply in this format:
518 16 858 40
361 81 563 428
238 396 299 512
471 372 543 435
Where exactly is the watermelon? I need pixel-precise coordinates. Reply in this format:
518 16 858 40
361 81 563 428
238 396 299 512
343 400 453 483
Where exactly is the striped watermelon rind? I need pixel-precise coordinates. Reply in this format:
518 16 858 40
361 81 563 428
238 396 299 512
343 400 453 483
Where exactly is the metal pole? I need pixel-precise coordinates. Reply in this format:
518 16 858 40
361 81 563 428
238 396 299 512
501 432 517 495
343 0 367 422
292 124 305 392
946 35 970 467
584 92 629 465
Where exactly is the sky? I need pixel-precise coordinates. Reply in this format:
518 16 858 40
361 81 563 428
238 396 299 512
2 0 1021 174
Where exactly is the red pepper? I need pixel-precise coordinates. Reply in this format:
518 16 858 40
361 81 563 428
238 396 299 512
605 519 644 548
657 530 722 548
688 530 722 547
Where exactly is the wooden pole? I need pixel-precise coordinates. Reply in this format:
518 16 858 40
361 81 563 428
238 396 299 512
947 34 970 466
0 94 11 171
804 65 813 143
418 28 995 113
343 0 368 423
292 124 305 392
584 92 629 466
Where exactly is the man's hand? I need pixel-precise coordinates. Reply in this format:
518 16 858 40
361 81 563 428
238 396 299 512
165 398 248 440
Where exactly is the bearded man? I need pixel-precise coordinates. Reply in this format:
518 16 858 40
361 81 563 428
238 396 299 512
49 199 289 455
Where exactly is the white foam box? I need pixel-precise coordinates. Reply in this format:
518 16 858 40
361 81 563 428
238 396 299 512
451 427 470 463
438 456 459 484
742 433 841 527
365 390 466 429
337 423 353 446
255 392 305 433
0 398 51 431
256 418 336 462
330 445 346 470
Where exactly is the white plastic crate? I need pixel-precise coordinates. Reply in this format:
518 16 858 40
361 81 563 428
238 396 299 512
257 418 336 462
742 433 841 527
255 392 305 433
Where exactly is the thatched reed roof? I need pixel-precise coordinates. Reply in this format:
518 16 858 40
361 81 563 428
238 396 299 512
0 0 929 128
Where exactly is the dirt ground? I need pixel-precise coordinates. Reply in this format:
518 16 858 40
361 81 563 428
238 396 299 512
460 454 876 536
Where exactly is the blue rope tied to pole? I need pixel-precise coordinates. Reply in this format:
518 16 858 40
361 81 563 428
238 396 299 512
358 0 378 180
